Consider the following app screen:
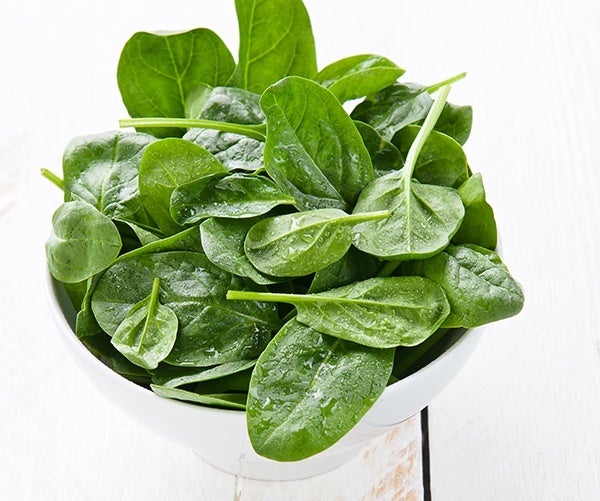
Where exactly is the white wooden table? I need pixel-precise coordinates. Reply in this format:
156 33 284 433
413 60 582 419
2 1 599 499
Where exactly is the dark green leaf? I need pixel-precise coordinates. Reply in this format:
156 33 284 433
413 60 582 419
91 251 278 367
111 278 178 370
316 54 405 103
46 201 122 283
139 138 228 235
247 319 393 461
261 76 375 211
433 102 473 145
151 385 247 410
354 120 404 176
151 359 256 388
171 173 296 224
228 277 450 348
117 29 235 137
230 0 317 93
402 244 524 328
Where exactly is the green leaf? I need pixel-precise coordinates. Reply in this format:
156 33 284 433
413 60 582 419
352 86 465 260
62 132 156 220
46 201 122 283
244 209 389 277
433 102 473 145
151 359 256 388
171 173 296 224
91 251 278 367
138 138 228 235
151 385 247 410
351 83 433 141
111 278 178 370
247 319 394 461
117 29 235 137
402 244 524 328
228 277 450 348
453 173 498 249
354 121 404 176
230 0 317 93
200 217 280 285
393 125 469 188
261 76 375 211
316 54 405 103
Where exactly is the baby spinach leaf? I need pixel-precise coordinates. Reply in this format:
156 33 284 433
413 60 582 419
244 209 389 277
194 369 253 394
139 138 228 235
62 131 156 220
46 201 122 283
91 251 278 367
228 276 450 348
402 244 524 328
151 359 256 388
247 319 394 461
230 0 317 94
184 85 266 172
351 83 433 141
452 173 498 249
111 278 178 370
352 86 465 260
433 102 473 145
354 121 404 176
261 76 375 211
117 29 235 137
151 385 247 410
200 217 280 285
316 54 405 103
308 246 380 293
393 125 469 188
171 172 296 224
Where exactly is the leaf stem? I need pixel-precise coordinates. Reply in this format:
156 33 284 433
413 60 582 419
40 168 64 191
378 260 401 277
403 85 452 188
427 72 466 94
341 210 390 224
119 118 267 141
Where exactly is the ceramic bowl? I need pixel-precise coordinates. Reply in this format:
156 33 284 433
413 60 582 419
46 270 482 481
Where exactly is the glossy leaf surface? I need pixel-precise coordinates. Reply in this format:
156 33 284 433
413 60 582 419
247 319 393 461
151 385 247 410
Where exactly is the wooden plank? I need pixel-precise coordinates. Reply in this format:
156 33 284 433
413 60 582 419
235 415 423 500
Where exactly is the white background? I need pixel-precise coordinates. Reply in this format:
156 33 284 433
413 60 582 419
2 0 599 499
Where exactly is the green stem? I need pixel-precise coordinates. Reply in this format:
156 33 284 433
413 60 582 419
393 328 449 379
114 227 198 264
427 72 466 93
140 278 161 345
40 168 64 191
403 84 452 188
119 117 267 141
378 260 401 278
340 210 390 224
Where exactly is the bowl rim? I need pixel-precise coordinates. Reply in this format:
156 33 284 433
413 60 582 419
46 267 477 416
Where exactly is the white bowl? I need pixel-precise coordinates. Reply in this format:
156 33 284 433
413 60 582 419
46 270 482 481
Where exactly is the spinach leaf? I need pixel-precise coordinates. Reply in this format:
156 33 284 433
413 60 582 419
316 54 405 103
230 0 317 93
433 102 473 145
308 246 380 293
171 172 296 224
402 244 524 328
351 83 433 141
91 251 278 367
62 131 156 220
151 359 256 388
139 138 228 235
393 125 469 188
452 173 498 249
228 276 450 348
46 201 122 283
184 85 265 171
261 76 375 211
117 29 235 137
111 278 178 370
151 385 247 410
200 217 280 285
354 121 404 176
352 86 465 260
247 319 394 461
244 209 389 277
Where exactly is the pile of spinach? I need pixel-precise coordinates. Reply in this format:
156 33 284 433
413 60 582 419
44 0 524 462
